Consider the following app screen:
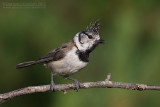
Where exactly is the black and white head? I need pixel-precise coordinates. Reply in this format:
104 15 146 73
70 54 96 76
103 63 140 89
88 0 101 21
73 20 104 53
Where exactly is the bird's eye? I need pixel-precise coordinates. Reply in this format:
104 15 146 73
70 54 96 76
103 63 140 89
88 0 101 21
87 35 93 39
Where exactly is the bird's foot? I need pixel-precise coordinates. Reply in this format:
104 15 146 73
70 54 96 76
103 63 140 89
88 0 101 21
50 80 55 92
72 79 80 92
64 76 80 92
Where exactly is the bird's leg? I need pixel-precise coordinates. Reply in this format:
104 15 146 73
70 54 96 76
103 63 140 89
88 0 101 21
50 69 55 91
64 76 80 92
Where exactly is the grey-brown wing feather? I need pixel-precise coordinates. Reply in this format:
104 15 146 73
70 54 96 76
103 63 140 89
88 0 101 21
38 46 66 63
37 41 74 63
16 41 74 69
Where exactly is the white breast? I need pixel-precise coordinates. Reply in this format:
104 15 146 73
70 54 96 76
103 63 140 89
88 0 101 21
48 47 88 76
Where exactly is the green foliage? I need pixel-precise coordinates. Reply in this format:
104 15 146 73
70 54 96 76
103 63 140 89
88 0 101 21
0 0 160 107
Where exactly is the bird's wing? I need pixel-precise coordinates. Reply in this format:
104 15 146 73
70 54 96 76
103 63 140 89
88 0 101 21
36 40 74 63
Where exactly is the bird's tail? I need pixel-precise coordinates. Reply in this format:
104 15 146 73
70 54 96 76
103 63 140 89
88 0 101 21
16 61 40 69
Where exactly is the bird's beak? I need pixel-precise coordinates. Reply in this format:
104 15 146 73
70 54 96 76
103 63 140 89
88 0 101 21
98 39 105 43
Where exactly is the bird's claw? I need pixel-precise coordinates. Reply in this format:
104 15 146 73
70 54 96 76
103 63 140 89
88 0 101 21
73 79 80 92
64 76 80 92
50 81 55 92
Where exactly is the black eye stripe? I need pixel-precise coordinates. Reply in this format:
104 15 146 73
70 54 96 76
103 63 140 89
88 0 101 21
81 31 93 39
78 33 84 44
81 31 89 36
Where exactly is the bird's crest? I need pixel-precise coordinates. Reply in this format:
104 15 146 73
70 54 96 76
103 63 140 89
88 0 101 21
86 19 100 35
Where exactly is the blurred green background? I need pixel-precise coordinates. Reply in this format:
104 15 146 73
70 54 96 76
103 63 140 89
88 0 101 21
0 0 160 107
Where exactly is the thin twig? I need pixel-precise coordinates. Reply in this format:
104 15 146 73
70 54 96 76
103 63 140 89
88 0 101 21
105 73 111 81
0 74 160 104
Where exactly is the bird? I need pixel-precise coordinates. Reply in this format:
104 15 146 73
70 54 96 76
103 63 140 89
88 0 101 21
16 20 104 91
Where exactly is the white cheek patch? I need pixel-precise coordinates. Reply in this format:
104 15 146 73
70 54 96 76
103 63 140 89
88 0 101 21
73 33 100 52
73 33 86 51
80 36 87 44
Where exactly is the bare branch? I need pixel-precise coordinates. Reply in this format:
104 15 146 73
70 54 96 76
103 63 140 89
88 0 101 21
0 75 160 104
105 73 111 81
